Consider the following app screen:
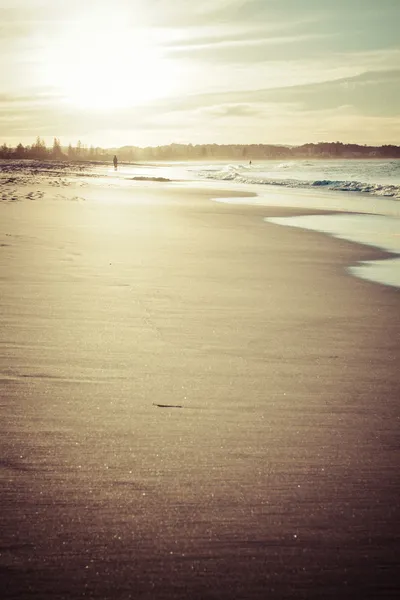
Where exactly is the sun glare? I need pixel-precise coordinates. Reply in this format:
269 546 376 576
41 11 177 110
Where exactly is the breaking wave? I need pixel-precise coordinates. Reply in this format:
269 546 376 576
197 165 400 199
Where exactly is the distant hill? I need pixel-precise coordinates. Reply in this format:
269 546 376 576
114 142 400 161
1 140 399 162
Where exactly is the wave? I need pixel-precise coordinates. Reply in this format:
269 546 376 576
198 168 400 199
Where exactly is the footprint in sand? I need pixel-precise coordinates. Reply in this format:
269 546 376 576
25 190 45 200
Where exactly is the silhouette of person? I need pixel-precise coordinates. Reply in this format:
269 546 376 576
249 160 252 165
113 155 118 170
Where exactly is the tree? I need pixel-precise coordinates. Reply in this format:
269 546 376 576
67 144 75 160
32 136 48 159
14 143 26 158
52 137 64 159
0 143 11 158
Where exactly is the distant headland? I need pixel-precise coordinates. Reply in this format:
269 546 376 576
1 138 399 162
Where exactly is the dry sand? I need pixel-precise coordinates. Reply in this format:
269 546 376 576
0 177 399 599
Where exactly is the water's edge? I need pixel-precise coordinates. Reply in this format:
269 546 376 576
265 215 400 289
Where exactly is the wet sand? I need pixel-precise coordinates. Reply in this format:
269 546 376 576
1 180 399 599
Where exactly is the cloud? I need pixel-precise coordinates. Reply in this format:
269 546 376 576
202 104 265 118
164 32 334 64
256 69 400 117
139 67 400 117
1 66 399 146
0 90 63 106
1 1 399 146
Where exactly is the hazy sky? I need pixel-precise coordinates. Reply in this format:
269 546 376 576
1 0 399 147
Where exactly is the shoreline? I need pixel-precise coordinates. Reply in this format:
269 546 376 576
1 181 399 598
1 165 398 289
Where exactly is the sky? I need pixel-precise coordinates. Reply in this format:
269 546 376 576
0 0 399 148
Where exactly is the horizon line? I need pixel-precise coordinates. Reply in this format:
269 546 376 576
2 140 400 151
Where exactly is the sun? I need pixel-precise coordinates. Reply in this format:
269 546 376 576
40 11 177 110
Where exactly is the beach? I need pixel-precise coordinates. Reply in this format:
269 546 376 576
1 164 399 599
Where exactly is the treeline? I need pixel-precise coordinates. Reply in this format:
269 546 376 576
0 137 110 161
119 142 400 160
1 139 400 161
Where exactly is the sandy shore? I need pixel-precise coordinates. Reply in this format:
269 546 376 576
1 180 399 599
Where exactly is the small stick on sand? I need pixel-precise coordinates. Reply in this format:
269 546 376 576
153 403 183 409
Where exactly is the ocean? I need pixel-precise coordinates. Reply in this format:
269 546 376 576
99 158 400 289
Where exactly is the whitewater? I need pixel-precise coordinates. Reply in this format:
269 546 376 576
190 158 400 199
